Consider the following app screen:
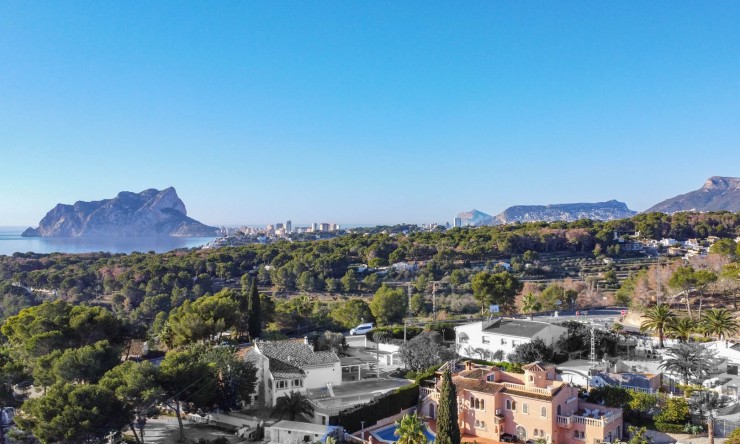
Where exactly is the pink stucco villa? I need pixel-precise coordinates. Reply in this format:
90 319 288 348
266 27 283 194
420 361 623 444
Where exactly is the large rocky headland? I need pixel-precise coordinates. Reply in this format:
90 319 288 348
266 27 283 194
22 187 219 237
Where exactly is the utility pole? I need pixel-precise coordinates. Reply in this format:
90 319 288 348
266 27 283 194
589 323 597 368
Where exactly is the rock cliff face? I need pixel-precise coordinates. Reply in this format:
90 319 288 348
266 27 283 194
457 209 495 226
22 188 218 237
645 176 740 214
494 200 636 224
457 200 636 226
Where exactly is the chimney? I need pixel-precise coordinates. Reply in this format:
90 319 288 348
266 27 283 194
465 361 474 371
304 336 309 345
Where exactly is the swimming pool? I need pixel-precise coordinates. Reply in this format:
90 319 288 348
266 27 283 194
370 423 435 443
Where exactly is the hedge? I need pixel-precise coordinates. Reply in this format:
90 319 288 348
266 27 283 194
654 422 688 434
329 384 420 432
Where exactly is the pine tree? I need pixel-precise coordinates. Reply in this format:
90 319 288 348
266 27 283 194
247 281 262 341
236 275 251 340
436 368 461 444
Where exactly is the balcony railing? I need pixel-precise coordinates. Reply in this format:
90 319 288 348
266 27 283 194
501 382 556 396
557 410 622 428
420 387 434 399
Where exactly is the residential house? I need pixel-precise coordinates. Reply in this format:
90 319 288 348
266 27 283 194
455 318 568 361
267 420 339 444
589 370 660 394
245 338 341 407
420 361 623 443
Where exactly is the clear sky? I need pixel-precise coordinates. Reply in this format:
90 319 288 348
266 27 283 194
2 2 739 227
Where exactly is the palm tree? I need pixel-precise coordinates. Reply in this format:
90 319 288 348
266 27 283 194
666 317 696 343
520 292 541 316
270 391 315 421
640 304 676 348
395 413 427 444
701 308 740 341
660 342 722 388
691 389 730 444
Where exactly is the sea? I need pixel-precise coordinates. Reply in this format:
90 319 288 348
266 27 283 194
0 227 216 256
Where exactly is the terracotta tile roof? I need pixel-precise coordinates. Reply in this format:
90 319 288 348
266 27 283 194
452 376 504 395
460 368 487 379
502 387 555 401
257 341 340 367
521 362 548 372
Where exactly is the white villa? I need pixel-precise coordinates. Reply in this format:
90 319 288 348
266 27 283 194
455 318 567 360
245 338 341 407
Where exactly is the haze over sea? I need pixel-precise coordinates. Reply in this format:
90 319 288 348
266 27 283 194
0 227 216 256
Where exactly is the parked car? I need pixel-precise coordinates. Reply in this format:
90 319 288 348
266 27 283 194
350 323 374 336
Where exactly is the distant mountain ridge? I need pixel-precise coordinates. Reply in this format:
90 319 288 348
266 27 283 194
22 188 218 237
458 200 636 226
645 176 740 214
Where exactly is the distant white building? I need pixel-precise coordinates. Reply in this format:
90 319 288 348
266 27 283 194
660 238 679 247
455 318 567 361
244 339 341 408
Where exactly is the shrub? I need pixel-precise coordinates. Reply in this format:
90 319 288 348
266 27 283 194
725 427 740 444
654 397 690 425
330 384 420 432
654 422 687 433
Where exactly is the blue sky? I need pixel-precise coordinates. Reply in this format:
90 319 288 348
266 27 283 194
1 2 739 226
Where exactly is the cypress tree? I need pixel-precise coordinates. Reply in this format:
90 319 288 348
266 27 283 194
247 281 262 341
436 368 460 444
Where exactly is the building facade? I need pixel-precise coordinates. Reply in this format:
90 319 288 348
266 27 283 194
245 339 342 407
421 361 623 444
455 318 568 361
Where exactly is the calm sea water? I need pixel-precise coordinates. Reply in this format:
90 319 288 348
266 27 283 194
0 227 216 256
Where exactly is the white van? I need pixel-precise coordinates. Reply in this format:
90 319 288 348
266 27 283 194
350 323 374 336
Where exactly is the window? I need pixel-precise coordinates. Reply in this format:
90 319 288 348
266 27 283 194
474 420 486 429
276 380 287 389
512 401 517 411
482 336 490 344
522 403 528 414
471 396 485 411
528 375 534 382
512 340 518 347
459 333 470 344
541 407 547 417
533 429 539 437
506 400 512 410
293 379 303 387
574 431 585 440
501 338 508 345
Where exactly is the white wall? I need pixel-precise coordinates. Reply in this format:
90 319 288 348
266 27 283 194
455 321 567 360
303 363 342 390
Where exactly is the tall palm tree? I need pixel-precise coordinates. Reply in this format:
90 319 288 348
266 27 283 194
660 343 722 387
395 413 427 444
666 317 696 343
270 391 315 421
701 308 740 341
640 304 676 348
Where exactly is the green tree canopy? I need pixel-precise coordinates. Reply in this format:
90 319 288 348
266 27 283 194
17 383 129 444
471 272 522 313
370 285 408 326
331 299 374 329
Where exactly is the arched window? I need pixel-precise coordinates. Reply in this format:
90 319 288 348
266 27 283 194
474 398 480 409
533 429 539 437
541 406 547 417
528 375 534 382
480 399 485 410
458 332 470 344
470 396 474 406
522 403 528 414
506 399 512 410
557 405 562 416
512 401 517 411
